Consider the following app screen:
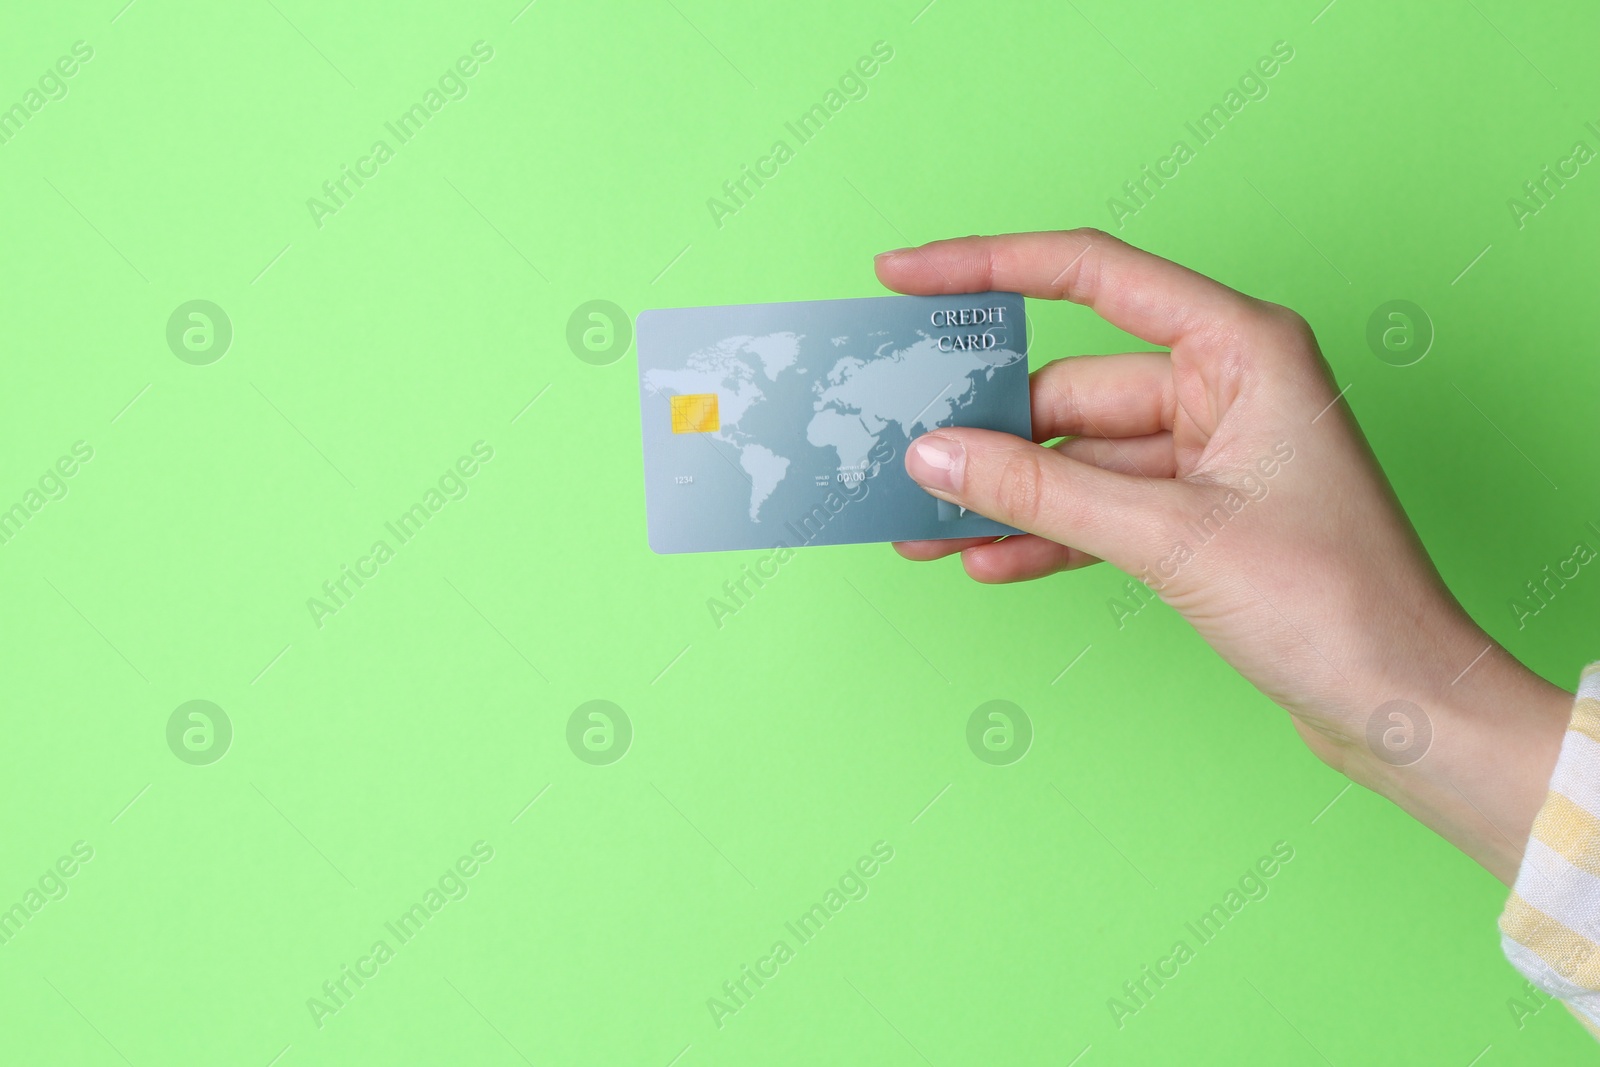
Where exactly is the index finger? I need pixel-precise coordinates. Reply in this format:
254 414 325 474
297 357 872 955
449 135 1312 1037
873 228 1251 349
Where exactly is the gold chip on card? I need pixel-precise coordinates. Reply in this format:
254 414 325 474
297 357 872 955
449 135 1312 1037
670 393 719 433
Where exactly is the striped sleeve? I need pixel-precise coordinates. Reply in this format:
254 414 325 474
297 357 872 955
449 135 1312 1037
1501 662 1600 1039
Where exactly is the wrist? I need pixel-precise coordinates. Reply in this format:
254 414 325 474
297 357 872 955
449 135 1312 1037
1353 633 1572 884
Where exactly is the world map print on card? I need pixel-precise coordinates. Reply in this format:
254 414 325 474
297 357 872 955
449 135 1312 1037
638 292 1032 554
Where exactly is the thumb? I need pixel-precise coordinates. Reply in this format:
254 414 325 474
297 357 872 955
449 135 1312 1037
904 427 1187 571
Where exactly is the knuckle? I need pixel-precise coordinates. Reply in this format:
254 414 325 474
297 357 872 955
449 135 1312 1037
1053 229 1120 301
1194 297 1317 368
1252 299 1316 345
1035 357 1081 421
993 447 1050 527
1039 354 1076 374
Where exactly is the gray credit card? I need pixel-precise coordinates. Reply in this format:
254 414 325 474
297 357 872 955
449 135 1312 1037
637 291 1031 554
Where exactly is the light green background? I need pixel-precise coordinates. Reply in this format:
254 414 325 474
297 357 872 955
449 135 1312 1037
2 1 1597 1063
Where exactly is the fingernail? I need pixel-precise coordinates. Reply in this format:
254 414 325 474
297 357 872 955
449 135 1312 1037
874 247 912 262
908 435 964 492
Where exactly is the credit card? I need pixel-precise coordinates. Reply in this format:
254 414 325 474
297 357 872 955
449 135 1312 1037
637 291 1032 554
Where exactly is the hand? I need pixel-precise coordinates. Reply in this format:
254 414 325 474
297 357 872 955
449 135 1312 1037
877 228 1571 883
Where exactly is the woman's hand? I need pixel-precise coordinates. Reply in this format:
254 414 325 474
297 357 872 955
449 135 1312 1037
878 228 1571 884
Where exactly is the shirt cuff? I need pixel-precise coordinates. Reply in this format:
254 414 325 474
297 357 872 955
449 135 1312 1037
1500 662 1600 1035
